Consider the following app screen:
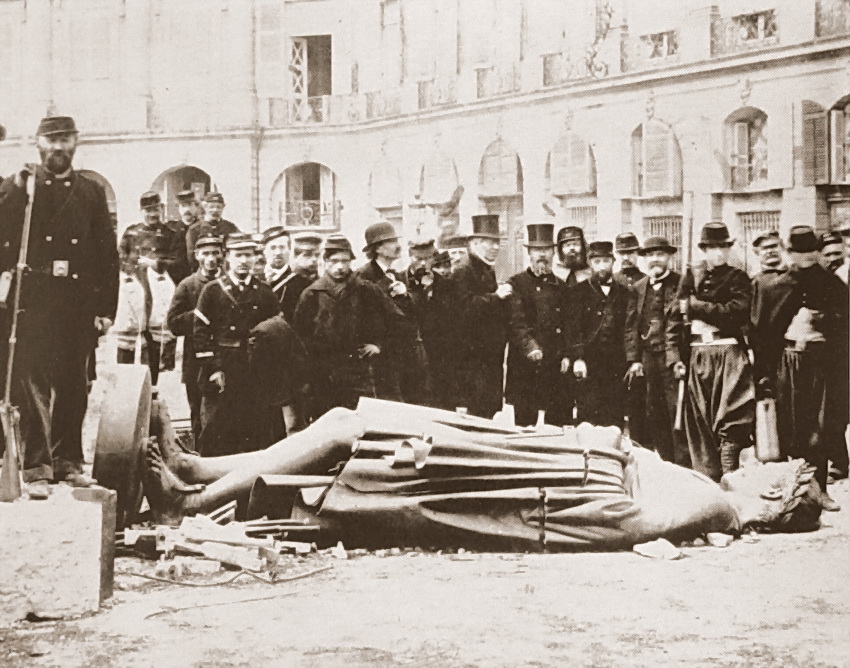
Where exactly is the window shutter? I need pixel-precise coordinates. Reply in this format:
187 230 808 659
802 101 828 186
831 109 846 184
256 0 286 98
731 121 750 190
567 134 590 194
642 121 673 197
550 136 571 196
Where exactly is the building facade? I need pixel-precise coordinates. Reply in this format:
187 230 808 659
1 0 849 277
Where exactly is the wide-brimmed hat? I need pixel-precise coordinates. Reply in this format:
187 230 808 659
470 214 501 240
639 236 677 255
262 226 287 246
203 192 225 205
699 223 734 248
139 191 161 209
556 226 585 245
363 222 400 251
787 226 820 253
36 116 78 137
614 232 641 253
524 223 555 248
324 234 355 259
225 233 256 251
587 240 614 259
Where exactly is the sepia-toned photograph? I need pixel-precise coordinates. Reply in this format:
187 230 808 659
0 0 848 665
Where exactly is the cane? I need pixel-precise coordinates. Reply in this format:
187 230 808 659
0 174 36 501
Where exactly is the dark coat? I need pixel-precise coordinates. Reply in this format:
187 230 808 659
624 271 681 363
453 254 509 361
354 260 419 343
565 278 630 363
167 270 219 383
185 218 241 271
120 220 189 285
614 267 646 289
249 313 309 408
278 272 316 324
0 167 119 357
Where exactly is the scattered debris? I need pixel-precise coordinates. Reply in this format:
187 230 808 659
705 533 734 548
633 538 683 560
329 542 349 560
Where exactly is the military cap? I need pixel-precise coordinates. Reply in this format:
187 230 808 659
139 191 162 209
176 189 198 203
587 240 615 259
441 235 468 249
195 234 224 250
787 226 820 253
752 230 781 248
614 232 641 253
363 222 400 252
820 231 843 247
699 223 734 248
557 226 585 245
469 214 501 240
203 192 225 205
291 231 323 246
262 226 288 246
36 116 78 137
524 223 555 248
324 234 355 259
225 233 257 251
639 236 677 255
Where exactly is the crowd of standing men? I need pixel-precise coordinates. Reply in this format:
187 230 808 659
2 116 848 513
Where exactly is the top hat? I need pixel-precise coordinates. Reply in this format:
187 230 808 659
291 231 323 246
262 226 288 246
176 189 198 204
203 192 225 205
139 191 161 209
787 226 820 253
699 223 734 247
557 226 585 245
524 223 555 248
225 233 257 251
639 236 677 255
408 237 436 253
363 222 399 251
195 234 224 250
324 234 355 258
36 116 78 137
587 240 614 259
820 231 843 247
441 235 468 249
752 230 781 248
614 232 641 253
470 214 501 240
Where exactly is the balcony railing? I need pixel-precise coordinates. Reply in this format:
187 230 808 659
711 9 779 56
283 199 340 230
816 0 850 38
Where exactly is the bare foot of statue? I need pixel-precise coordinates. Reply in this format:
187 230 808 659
150 401 204 483
143 437 206 526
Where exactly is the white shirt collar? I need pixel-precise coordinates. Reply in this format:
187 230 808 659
228 271 251 287
376 258 393 274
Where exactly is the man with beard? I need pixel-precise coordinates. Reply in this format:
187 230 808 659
193 234 281 456
625 237 683 463
820 231 848 284
356 222 427 404
294 234 390 415
667 223 754 481
167 235 224 443
0 116 119 496
185 192 240 271
121 191 189 286
750 226 849 511
751 231 786 280
261 226 291 298
505 223 570 427
279 231 321 323
554 226 592 286
613 232 645 288
442 235 468 273
454 215 512 418
565 241 630 428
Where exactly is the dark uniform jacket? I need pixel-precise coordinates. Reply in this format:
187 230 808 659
355 260 419 342
666 263 752 368
0 167 119 356
167 270 219 383
565 277 630 363
249 313 309 408
120 220 189 285
268 266 316 324
185 218 241 271
453 254 509 361
625 270 681 363
193 274 280 394
505 269 566 400
615 267 646 289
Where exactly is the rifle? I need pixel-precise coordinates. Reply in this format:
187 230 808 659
673 191 694 432
0 173 36 501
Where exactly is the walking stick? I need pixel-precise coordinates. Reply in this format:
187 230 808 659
0 174 36 501
674 191 694 433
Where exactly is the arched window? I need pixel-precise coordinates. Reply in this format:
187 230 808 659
829 95 850 184
724 107 768 190
478 138 521 198
548 132 596 197
270 162 338 230
631 120 683 197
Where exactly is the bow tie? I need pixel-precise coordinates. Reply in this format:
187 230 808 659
598 280 612 287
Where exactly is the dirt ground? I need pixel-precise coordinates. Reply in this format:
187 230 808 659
3 340 849 667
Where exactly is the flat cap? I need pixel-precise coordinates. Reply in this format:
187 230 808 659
36 116 78 137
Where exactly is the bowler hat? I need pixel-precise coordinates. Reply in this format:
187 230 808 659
203 192 225 205
752 230 781 248
441 235 468 249
699 223 734 247
195 234 224 250
225 233 257 251
639 236 677 255
363 222 400 251
557 226 585 245
787 226 820 253
820 231 843 247
614 232 641 253
470 214 501 240
139 191 161 209
291 231 322 246
324 234 355 259
36 116 78 137
408 237 436 253
434 250 451 266
524 223 555 248
176 189 198 204
262 226 288 246
587 240 614 259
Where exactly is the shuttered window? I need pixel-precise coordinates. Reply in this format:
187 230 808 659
256 1 286 98
633 121 683 198
739 211 780 274
830 104 850 184
479 140 521 198
802 100 829 186
550 133 596 196
643 216 683 271
726 110 768 190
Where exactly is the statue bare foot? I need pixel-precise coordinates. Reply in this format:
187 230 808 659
149 400 204 483
143 438 206 526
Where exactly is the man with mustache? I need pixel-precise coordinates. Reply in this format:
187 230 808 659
565 241 630 428
0 116 119 497
505 223 570 427
613 232 645 288
625 236 683 463
820 231 848 283
278 231 322 324
554 226 591 286
185 192 241 272
453 215 512 418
